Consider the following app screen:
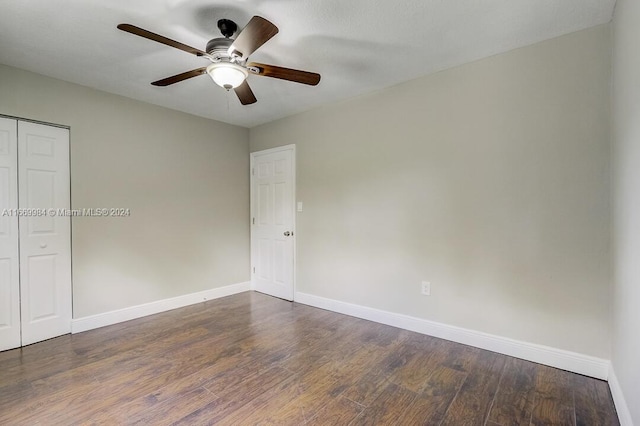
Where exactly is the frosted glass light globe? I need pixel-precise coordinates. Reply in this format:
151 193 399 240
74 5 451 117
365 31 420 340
206 62 248 90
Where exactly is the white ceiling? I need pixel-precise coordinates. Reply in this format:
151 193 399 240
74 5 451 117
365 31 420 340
0 0 615 128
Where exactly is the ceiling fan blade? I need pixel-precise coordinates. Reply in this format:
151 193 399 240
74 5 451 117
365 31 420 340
248 62 321 86
151 67 208 86
228 16 278 59
117 23 211 58
234 81 257 105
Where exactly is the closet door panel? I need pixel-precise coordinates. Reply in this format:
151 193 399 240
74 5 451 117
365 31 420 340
18 121 71 346
0 117 20 351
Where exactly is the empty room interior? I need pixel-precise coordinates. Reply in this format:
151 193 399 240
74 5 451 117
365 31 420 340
0 0 638 425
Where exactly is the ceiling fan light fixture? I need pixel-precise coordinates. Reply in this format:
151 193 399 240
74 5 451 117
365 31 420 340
117 16 320 106
206 62 248 90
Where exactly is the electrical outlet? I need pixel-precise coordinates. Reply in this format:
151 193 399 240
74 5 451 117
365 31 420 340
421 281 431 296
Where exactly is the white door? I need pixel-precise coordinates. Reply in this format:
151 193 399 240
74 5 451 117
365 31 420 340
251 145 295 301
0 118 20 351
18 121 71 346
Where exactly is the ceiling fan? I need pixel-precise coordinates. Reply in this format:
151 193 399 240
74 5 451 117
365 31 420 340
117 16 321 105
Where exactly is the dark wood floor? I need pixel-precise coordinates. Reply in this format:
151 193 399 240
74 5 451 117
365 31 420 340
0 292 618 425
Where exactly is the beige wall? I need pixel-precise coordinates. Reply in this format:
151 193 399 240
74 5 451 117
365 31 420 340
0 64 250 318
612 0 640 422
251 25 612 358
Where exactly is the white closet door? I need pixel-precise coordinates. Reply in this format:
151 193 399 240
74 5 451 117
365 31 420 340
18 121 71 346
0 118 20 351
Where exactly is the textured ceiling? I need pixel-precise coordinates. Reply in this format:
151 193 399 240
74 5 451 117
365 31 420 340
0 0 615 128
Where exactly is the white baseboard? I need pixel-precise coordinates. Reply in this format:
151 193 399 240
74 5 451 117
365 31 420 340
608 366 634 426
72 282 251 334
294 292 610 380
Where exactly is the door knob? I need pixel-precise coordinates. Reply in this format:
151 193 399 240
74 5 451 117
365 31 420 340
284 231 292 236
40 242 47 248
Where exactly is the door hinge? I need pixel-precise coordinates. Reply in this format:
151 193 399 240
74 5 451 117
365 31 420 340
253 267 255 273
252 168 255 176
252 217 255 225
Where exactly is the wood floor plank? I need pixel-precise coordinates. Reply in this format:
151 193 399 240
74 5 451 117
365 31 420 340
530 365 576 426
441 343 482 373
439 349 507 426
356 319 406 348
339 334 414 406
173 366 292 425
320 339 392 386
341 330 433 406
388 335 446 392
350 382 417 425
307 395 363 425
487 357 538 425
0 380 35 408
218 355 355 425
395 365 468 425
246 377 341 424
90 364 219 423
128 387 219 425
340 368 394 408
211 372 308 425
574 374 620 426
0 292 620 426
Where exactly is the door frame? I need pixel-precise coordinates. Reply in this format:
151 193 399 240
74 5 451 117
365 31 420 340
249 144 296 300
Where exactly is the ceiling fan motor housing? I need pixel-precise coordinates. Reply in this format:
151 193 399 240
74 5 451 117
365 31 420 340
206 37 234 61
